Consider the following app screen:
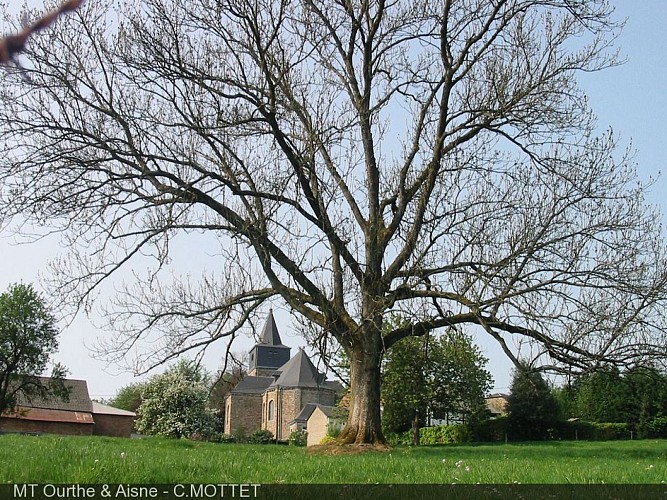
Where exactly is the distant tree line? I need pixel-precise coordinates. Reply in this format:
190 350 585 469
386 359 667 445
505 363 667 441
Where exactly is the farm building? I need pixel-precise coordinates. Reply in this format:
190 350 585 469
91 401 137 437
224 311 343 441
0 377 135 437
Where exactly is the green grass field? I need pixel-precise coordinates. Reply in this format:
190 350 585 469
2 434 666 484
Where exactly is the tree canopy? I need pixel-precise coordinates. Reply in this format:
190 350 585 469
507 364 559 441
382 326 492 435
0 283 68 415
559 365 667 428
135 360 219 439
108 381 146 414
1 0 666 444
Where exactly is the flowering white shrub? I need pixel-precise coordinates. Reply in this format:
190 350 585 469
135 360 219 439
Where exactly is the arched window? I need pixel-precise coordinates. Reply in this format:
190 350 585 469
268 400 275 421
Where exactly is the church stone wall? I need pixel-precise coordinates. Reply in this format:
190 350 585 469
264 387 339 441
261 389 278 438
225 393 263 436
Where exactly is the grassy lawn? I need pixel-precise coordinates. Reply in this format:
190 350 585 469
2 434 667 484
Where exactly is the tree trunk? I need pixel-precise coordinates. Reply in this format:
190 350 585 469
337 333 386 445
412 413 420 446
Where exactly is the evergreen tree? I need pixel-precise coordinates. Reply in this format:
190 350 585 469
507 365 559 441
571 367 633 423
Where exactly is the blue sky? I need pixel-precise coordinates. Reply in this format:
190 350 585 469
1 1 666 398
581 1 667 216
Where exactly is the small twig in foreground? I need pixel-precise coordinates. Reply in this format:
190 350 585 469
0 0 84 66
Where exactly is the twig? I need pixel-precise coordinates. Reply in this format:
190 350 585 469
0 0 84 65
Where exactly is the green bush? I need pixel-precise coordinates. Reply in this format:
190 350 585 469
553 420 595 440
232 426 247 443
590 422 630 440
552 421 630 441
319 435 337 445
288 429 307 447
647 417 667 438
326 424 342 439
412 424 472 445
386 431 412 446
207 433 236 444
471 417 508 442
248 429 274 444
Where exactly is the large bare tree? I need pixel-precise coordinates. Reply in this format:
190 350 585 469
1 0 666 444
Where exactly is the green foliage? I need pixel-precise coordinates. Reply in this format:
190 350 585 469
288 429 307 447
108 382 146 413
382 320 493 434
232 425 247 443
323 406 348 439
590 423 631 440
390 424 473 445
135 360 219 439
554 366 667 437
428 330 493 426
381 317 428 434
417 424 472 445
205 433 236 443
554 421 630 441
326 423 342 439
0 283 68 415
318 435 337 445
507 365 559 441
646 417 667 438
247 429 274 444
569 367 634 423
471 416 508 442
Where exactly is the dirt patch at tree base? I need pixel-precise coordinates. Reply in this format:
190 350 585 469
306 443 391 455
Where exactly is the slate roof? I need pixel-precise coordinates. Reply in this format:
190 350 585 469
291 403 345 426
270 348 327 388
13 377 92 413
230 376 274 394
293 403 319 424
258 310 287 346
312 405 337 418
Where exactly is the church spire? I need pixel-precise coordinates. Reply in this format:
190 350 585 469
259 308 285 346
247 309 291 376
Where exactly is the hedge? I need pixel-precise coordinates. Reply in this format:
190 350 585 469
553 421 631 441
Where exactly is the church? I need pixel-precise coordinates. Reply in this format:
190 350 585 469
224 311 343 441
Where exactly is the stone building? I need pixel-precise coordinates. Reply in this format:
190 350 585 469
224 312 342 441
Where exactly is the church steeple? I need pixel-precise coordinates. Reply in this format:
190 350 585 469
259 309 285 346
247 310 291 376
